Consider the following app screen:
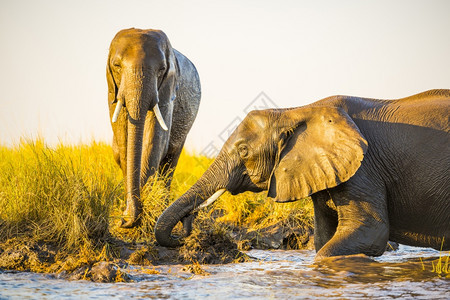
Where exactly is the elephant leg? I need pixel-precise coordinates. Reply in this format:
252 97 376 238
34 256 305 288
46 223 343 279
158 142 185 190
112 122 128 176
139 111 171 189
315 180 389 260
158 154 177 190
112 136 121 166
311 191 338 251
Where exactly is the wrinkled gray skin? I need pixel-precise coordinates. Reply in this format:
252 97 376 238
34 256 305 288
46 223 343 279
155 89 449 259
107 28 200 227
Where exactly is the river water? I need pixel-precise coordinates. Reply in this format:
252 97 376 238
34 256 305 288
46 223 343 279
1 245 449 299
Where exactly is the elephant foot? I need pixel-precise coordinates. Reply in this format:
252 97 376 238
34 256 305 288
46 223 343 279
120 203 142 228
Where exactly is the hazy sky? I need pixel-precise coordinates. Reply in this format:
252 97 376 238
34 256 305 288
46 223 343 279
1 0 449 153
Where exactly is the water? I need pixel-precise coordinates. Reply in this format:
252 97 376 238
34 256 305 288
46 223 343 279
1 245 449 299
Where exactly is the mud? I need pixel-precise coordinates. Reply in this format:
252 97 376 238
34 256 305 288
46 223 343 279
0 221 314 282
231 220 314 250
0 239 57 272
0 235 243 282
179 227 249 264
0 238 128 282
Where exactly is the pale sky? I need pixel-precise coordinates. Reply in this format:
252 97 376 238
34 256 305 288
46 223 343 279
1 0 449 153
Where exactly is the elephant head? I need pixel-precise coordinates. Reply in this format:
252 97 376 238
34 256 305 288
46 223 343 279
155 106 368 247
107 28 178 227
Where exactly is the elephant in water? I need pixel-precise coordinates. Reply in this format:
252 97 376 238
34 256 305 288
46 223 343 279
155 89 449 259
107 28 201 228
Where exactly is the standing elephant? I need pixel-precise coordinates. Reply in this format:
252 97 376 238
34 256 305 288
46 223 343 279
155 89 449 259
107 28 201 228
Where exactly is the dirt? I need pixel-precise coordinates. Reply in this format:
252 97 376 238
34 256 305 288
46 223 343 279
0 221 314 282
231 220 315 251
0 238 57 273
0 234 244 282
179 227 250 264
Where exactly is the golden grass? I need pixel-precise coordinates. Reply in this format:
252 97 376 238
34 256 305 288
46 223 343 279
182 261 210 275
431 238 450 277
0 139 312 254
431 254 450 276
0 139 120 249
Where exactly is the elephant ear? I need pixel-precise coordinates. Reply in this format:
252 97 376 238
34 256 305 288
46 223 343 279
158 42 178 105
267 106 368 202
106 53 117 106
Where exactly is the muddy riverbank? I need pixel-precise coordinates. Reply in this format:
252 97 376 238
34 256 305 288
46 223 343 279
0 220 313 282
1 246 448 299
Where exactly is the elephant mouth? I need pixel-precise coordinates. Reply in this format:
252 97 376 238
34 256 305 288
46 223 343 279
112 100 168 131
227 183 265 195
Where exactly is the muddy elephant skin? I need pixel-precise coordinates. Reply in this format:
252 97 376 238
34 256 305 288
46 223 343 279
155 89 449 259
107 28 201 227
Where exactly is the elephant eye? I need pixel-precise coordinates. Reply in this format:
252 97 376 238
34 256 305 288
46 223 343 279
158 66 166 76
113 61 121 69
238 144 249 159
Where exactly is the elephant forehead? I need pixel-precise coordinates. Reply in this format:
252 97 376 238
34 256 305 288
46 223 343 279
111 45 165 70
242 110 274 130
115 28 164 41
113 31 164 53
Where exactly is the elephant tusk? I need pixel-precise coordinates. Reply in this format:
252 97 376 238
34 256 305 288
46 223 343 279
112 100 123 123
196 189 226 211
153 104 169 131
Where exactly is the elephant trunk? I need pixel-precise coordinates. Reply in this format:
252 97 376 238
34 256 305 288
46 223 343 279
122 116 145 227
120 74 155 228
154 156 227 247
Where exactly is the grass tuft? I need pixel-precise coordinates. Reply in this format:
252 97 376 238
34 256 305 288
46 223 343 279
431 238 449 277
0 139 119 249
431 254 450 276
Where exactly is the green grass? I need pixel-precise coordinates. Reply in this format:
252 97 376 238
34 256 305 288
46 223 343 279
0 139 312 254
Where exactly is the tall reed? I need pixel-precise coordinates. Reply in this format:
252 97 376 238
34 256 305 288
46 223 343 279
0 139 120 249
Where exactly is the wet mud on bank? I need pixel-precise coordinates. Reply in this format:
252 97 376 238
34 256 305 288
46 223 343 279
0 220 313 282
1 246 448 299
